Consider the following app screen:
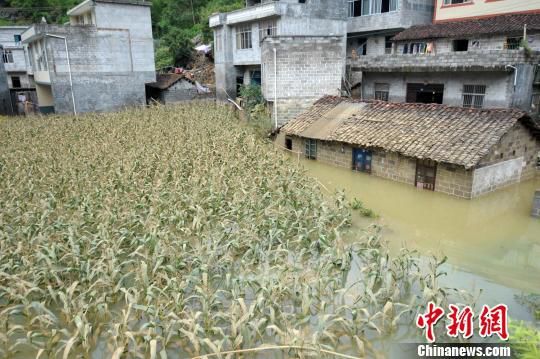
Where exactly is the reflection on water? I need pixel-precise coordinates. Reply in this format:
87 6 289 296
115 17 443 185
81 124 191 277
297 157 540 293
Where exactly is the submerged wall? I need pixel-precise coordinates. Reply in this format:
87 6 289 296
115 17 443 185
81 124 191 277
285 133 537 199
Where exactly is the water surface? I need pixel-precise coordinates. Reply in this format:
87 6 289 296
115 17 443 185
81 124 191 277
297 157 540 294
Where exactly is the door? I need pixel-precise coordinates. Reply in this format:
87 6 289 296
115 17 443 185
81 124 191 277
352 148 372 173
415 159 437 191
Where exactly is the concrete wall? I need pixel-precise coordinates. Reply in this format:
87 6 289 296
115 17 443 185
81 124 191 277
27 7 155 114
347 0 433 34
362 71 513 108
212 0 347 100
0 26 33 91
434 0 540 22
94 2 155 77
261 35 345 125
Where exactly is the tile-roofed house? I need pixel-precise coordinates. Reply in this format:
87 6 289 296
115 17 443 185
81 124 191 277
393 13 540 41
281 96 540 198
146 73 212 104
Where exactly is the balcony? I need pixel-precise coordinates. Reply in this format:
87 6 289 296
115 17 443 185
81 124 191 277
348 50 540 72
225 2 281 26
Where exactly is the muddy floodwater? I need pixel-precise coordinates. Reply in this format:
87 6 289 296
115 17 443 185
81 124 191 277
296 157 540 318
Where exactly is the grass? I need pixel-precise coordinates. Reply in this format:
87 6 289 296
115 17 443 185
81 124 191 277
0 103 473 358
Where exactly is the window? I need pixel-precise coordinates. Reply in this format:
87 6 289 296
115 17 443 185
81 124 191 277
349 37 367 56
11 76 21 88
285 137 293 151
236 24 252 49
305 139 317 160
403 42 427 54
374 83 389 101
505 37 522 50
2 49 13 63
443 0 472 5
14 34 21 45
531 86 540 115
452 39 468 52
348 0 397 17
385 36 393 54
259 20 277 42
462 85 486 109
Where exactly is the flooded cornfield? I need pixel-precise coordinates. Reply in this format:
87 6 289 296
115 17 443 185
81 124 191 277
297 157 540 323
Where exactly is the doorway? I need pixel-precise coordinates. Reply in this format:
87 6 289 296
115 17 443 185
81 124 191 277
415 159 437 191
406 83 444 104
352 148 372 173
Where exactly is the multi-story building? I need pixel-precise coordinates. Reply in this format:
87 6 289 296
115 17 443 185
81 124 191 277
21 0 155 114
0 46 12 115
0 26 33 90
349 2 540 115
210 0 435 125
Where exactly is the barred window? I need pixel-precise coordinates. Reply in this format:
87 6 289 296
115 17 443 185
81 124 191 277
462 84 486 109
236 24 252 50
531 87 540 115
305 139 317 160
2 49 13 64
505 37 522 50
374 83 389 101
259 20 277 42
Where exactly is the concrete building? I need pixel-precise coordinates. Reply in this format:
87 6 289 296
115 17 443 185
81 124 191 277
210 0 349 125
210 0 436 125
0 26 37 115
20 0 155 114
0 26 33 89
433 0 539 23
281 96 540 199
0 46 12 115
349 10 540 115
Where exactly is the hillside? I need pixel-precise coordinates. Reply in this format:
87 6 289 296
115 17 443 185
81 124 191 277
0 0 243 67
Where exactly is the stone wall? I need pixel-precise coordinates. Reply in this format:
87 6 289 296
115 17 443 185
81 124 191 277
161 80 198 103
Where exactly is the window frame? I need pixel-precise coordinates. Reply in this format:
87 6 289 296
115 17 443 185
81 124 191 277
2 49 14 64
259 20 277 43
374 83 390 101
462 84 486 109
305 139 317 160
236 24 253 50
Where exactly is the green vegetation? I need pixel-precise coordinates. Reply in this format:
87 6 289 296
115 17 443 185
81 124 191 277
509 321 540 359
351 198 378 218
0 103 472 357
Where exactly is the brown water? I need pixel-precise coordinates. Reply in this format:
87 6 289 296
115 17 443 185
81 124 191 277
297 158 540 296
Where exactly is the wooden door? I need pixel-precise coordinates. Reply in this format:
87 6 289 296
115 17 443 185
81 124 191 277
415 159 437 191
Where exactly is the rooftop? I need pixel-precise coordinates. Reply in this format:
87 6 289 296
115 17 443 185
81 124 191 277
146 73 194 90
282 96 538 169
67 0 151 16
393 13 540 41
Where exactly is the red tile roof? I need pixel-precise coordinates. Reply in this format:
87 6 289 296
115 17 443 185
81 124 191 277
282 96 535 169
393 13 540 41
